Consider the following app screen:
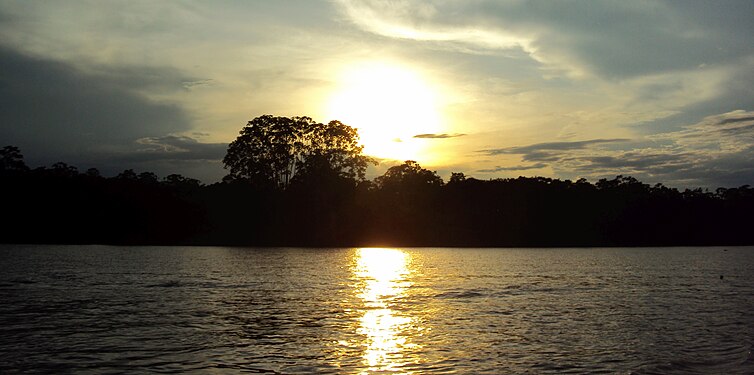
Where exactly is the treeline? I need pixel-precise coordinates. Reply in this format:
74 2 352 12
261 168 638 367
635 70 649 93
2 145 753 247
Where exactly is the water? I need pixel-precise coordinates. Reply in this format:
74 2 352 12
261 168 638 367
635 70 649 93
1 245 752 374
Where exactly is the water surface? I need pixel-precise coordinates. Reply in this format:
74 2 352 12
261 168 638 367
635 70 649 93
1 245 752 374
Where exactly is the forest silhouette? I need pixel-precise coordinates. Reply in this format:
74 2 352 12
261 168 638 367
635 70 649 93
2 115 753 247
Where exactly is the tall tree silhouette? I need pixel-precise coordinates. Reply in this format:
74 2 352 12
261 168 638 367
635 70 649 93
223 115 374 188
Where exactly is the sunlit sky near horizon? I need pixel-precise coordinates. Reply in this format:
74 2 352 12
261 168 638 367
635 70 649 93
1 1 753 187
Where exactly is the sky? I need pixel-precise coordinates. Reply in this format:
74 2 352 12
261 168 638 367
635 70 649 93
1 0 753 187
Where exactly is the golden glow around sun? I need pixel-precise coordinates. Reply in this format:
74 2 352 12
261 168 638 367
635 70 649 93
326 62 444 162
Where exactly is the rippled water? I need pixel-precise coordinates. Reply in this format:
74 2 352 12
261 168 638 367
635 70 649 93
1 245 753 374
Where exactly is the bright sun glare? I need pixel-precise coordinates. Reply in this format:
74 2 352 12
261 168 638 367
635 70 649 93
326 62 444 162
354 248 414 371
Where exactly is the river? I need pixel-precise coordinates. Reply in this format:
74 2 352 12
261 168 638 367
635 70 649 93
1 245 752 373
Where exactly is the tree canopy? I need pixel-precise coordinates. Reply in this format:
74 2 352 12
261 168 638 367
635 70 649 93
375 160 443 191
222 115 374 188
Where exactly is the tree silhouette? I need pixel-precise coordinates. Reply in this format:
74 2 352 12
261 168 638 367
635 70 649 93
50 162 78 178
375 160 443 192
116 169 138 180
294 120 376 184
2 143 754 247
84 168 102 178
448 172 466 185
164 173 201 189
223 115 374 188
0 145 28 174
369 161 444 245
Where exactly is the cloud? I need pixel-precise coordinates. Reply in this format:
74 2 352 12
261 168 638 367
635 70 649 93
566 152 696 176
477 163 547 173
335 1 754 79
182 79 213 90
557 111 754 187
131 135 227 162
413 133 466 139
0 46 191 160
474 112 754 187
653 110 754 152
477 139 630 172
481 139 629 156
1 1 751 187
334 0 528 51
720 116 754 125
560 149 754 188
0 45 230 181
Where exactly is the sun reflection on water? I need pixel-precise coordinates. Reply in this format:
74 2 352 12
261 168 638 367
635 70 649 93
354 247 417 373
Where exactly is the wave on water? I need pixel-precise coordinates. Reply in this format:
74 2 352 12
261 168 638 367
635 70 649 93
434 289 488 299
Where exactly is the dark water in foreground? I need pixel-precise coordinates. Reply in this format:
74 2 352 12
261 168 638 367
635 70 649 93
0 246 752 374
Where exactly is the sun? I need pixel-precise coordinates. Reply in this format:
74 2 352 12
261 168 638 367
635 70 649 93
325 62 444 162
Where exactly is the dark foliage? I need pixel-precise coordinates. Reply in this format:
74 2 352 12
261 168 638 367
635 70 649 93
1 156 206 245
2 146 754 247
223 115 375 188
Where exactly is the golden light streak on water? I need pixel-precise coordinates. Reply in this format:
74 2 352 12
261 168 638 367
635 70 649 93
354 248 417 373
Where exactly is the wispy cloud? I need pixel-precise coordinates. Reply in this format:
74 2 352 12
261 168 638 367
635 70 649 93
652 110 754 152
480 139 629 156
473 111 754 187
335 1 754 79
181 79 213 91
413 133 466 139
555 111 754 187
720 116 754 125
334 0 528 52
477 163 547 173
134 135 227 161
